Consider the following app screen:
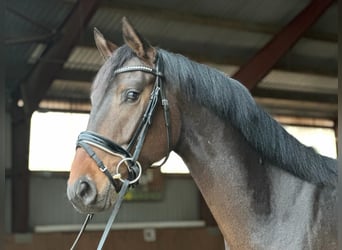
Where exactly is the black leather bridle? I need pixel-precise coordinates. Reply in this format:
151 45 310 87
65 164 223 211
71 53 171 250
77 53 170 192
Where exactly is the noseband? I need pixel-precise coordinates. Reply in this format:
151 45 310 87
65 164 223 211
71 53 171 249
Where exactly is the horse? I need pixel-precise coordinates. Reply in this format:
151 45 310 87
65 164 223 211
67 17 337 250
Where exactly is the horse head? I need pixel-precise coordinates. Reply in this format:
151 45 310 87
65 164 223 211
67 17 180 214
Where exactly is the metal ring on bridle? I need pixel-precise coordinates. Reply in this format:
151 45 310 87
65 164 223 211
114 158 142 184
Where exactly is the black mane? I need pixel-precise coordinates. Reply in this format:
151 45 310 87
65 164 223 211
158 49 337 186
100 45 337 186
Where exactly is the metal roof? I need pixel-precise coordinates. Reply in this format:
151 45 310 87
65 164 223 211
5 0 337 120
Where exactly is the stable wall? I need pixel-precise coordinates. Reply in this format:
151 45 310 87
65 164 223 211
6 174 201 231
5 174 225 249
5 227 224 250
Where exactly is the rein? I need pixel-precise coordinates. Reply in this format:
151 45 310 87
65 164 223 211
70 54 171 249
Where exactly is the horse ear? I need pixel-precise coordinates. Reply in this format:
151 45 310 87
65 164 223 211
122 17 156 63
94 27 118 60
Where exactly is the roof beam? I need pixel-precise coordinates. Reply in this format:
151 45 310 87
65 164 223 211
21 0 101 116
232 0 336 90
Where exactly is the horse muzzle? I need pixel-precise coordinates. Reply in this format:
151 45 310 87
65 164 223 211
67 175 118 213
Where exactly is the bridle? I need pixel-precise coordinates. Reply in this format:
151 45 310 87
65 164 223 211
70 52 171 249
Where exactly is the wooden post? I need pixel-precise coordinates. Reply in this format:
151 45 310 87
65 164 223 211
11 107 31 232
0 0 6 244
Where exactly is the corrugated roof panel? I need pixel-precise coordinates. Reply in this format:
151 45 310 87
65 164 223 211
64 47 102 71
292 38 337 59
89 7 272 50
88 8 123 38
260 70 337 94
109 0 310 25
5 0 74 93
309 2 337 34
47 79 91 100
6 0 72 37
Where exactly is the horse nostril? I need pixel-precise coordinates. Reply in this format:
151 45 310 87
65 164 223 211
76 179 97 205
78 182 89 197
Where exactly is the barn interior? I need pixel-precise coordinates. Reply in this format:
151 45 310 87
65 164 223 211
3 0 337 249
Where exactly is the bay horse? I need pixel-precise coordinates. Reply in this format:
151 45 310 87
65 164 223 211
67 17 337 249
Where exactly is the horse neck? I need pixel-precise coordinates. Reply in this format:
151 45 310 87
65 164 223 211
174 104 319 249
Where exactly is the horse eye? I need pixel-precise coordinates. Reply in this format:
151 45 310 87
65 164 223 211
126 90 140 102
